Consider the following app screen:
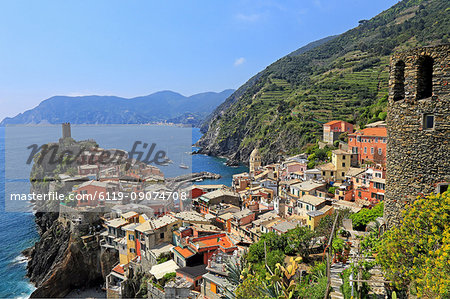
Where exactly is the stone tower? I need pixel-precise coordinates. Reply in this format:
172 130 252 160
385 44 450 227
62 122 71 139
249 148 261 173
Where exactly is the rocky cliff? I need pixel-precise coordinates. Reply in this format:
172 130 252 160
24 138 118 297
25 218 117 298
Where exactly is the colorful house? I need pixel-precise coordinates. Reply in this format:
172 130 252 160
348 127 387 166
306 205 334 230
323 120 354 145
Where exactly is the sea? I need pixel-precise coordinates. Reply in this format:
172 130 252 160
0 125 247 298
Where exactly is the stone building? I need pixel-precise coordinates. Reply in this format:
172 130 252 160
385 44 450 227
62 122 71 139
249 148 262 173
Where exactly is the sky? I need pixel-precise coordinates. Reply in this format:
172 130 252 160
0 0 399 120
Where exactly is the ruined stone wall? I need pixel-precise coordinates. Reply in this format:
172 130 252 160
385 44 450 227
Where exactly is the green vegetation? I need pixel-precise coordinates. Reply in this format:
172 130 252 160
306 143 335 168
159 272 176 287
229 226 331 298
350 202 384 231
204 0 450 162
377 192 450 298
247 226 319 270
156 252 171 264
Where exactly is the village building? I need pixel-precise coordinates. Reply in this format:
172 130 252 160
232 172 251 192
295 194 328 217
323 120 354 145
175 265 208 292
306 205 334 230
348 126 387 166
317 149 352 182
193 189 240 214
189 184 227 199
74 180 120 207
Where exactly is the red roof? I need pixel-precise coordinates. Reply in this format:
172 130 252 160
112 264 125 275
359 127 387 137
174 246 195 259
190 234 236 251
324 120 342 126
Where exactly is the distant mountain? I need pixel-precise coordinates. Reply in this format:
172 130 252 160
0 89 234 126
198 0 449 165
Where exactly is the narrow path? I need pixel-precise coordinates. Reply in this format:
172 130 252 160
330 262 349 299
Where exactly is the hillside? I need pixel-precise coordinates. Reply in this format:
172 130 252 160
0 89 234 126
197 0 449 165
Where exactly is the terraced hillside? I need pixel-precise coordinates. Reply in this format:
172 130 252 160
197 0 449 165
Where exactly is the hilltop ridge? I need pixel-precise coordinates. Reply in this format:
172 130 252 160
197 0 449 165
1 89 234 127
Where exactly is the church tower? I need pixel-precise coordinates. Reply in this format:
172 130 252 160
249 148 261 173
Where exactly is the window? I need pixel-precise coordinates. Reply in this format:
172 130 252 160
371 147 374 154
393 60 405 101
375 137 378 143
357 136 361 142
342 172 345 177
437 183 449 194
378 148 382 155
160 232 164 239
364 147 367 154
343 155 346 160
129 234 135 241
342 162 345 167
383 138 387 143
417 56 433 99
352 147 358 154
349 138 353 142
130 248 136 253
423 114 434 130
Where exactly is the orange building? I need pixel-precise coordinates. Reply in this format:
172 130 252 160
348 127 387 166
323 120 354 145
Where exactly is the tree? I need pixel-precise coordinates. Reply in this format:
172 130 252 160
377 192 450 298
316 209 352 238
350 202 384 231
247 232 287 264
285 226 318 261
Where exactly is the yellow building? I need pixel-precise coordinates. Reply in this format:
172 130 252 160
121 211 139 223
120 223 140 264
318 149 351 182
306 205 334 230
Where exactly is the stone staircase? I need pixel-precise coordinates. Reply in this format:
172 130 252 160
329 262 349 299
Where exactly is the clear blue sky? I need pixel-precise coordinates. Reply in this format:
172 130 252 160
0 0 398 120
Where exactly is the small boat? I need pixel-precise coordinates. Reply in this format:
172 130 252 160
179 153 189 169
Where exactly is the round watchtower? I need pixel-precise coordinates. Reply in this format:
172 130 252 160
385 44 450 227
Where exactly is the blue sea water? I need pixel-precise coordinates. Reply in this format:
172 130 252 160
0 126 247 298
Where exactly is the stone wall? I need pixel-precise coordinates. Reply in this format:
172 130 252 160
385 44 450 227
